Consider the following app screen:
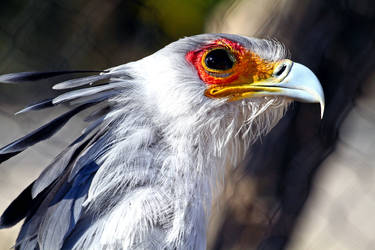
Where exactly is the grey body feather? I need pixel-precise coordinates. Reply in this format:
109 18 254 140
0 34 289 249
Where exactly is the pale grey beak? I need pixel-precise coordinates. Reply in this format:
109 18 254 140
205 59 325 118
252 60 325 118
279 62 325 118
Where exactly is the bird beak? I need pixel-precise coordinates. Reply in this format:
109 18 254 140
205 59 325 118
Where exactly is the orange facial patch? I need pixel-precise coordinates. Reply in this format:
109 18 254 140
186 38 276 86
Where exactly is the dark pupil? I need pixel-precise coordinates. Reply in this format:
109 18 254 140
204 49 234 70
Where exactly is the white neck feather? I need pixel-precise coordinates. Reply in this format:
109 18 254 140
72 86 288 249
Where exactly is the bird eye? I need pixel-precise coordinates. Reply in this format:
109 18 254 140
204 49 234 71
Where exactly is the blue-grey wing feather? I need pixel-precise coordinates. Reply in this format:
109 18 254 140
52 82 123 105
0 69 129 249
31 129 101 198
38 162 99 249
52 74 112 90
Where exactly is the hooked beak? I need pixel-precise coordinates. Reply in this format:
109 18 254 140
205 59 325 118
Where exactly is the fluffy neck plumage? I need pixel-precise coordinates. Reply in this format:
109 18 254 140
73 88 288 249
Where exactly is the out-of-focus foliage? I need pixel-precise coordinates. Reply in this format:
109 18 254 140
141 0 225 39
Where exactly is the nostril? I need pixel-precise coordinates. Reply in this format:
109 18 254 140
274 64 287 77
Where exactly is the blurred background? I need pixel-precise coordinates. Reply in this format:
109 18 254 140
0 0 374 249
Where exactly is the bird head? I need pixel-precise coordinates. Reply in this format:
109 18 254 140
123 34 324 127
0 33 325 167
187 36 324 113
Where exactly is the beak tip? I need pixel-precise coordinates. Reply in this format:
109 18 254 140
318 93 325 119
283 62 325 119
318 95 325 119
320 103 325 119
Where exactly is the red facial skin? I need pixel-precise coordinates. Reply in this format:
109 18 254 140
186 38 276 86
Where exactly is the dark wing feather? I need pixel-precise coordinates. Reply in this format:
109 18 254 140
0 127 101 228
0 102 98 164
12 131 105 249
0 151 21 165
15 146 103 249
0 70 106 83
61 213 96 249
14 87 119 116
0 68 127 249
84 105 112 122
0 180 54 231
0 182 34 228
15 99 54 115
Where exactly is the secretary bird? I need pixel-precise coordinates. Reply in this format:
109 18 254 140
0 33 324 249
